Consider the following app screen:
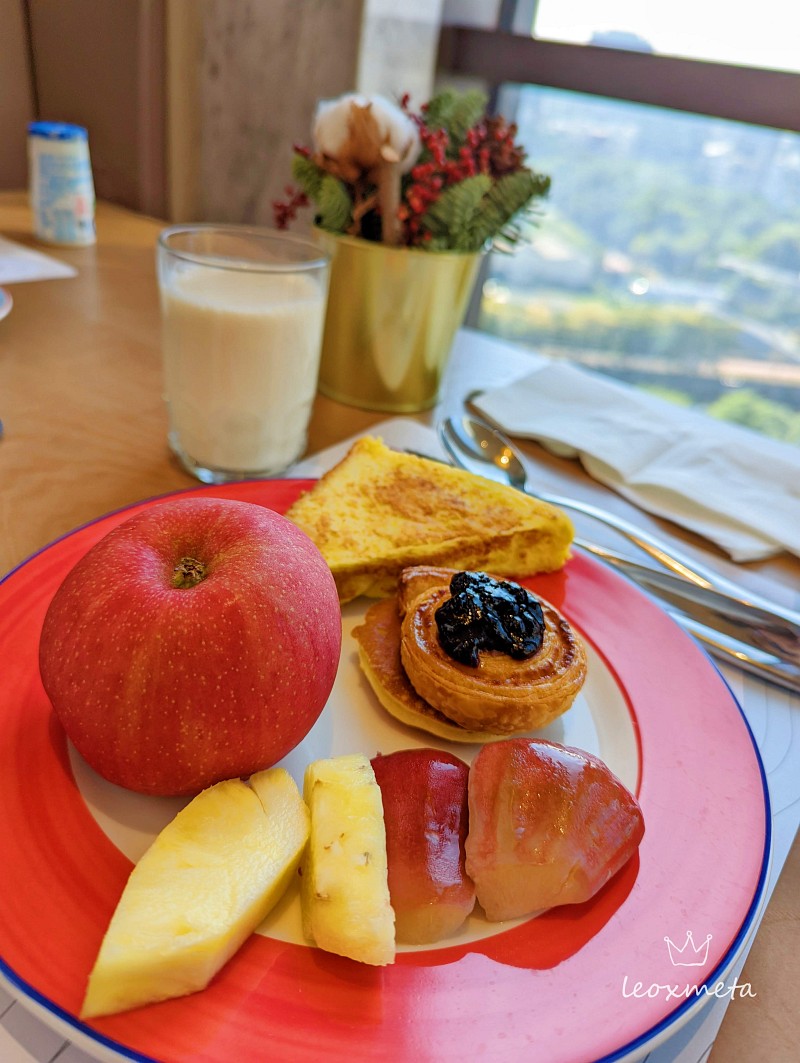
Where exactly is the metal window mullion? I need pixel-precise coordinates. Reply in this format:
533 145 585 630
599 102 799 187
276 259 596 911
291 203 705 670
437 27 800 133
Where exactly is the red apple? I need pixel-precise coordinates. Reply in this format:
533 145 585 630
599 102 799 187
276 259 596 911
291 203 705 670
465 738 644 921
39 497 341 796
371 748 475 944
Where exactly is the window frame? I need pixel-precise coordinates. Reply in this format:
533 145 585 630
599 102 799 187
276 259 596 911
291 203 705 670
437 25 800 134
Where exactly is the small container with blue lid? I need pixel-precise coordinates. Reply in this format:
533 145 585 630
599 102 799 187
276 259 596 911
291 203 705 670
27 121 96 246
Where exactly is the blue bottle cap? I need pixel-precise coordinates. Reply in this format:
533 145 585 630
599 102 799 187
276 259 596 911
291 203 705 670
28 121 88 141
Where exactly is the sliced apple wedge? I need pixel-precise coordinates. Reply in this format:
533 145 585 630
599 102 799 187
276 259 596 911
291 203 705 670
301 753 395 965
371 748 475 944
466 738 644 922
81 768 309 1018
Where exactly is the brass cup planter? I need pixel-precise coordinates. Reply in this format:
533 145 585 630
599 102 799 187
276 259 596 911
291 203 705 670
314 230 482 413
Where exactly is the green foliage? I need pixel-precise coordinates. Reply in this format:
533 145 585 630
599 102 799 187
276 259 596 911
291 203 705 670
423 89 488 148
479 291 740 360
422 170 551 252
528 136 792 279
291 153 352 233
316 175 352 232
728 272 800 327
421 175 492 251
641 386 695 407
291 153 324 199
748 221 800 271
474 170 551 247
705 390 800 444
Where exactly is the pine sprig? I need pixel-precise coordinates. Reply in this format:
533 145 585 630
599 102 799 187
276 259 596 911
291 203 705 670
419 169 551 252
290 152 325 199
291 153 352 232
421 175 492 252
316 175 353 232
469 170 551 249
422 89 488 150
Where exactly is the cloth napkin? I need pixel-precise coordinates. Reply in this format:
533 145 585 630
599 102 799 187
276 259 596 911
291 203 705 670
0 235 77 284
473 361 800 562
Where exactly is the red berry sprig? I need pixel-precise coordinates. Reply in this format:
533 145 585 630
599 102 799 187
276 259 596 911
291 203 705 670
272 185 309 230
398 105 528 245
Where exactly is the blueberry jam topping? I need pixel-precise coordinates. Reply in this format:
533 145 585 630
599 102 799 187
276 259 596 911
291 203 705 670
434 571 545 667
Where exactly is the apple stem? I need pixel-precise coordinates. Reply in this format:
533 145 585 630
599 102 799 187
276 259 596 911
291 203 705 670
171 557 207 589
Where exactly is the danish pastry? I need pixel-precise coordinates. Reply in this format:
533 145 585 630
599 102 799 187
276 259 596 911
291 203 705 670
353 566 586 739
400 569 586 734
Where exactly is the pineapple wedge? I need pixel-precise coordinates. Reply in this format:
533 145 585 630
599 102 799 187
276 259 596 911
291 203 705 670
81 767 309 1018
301 753 395 966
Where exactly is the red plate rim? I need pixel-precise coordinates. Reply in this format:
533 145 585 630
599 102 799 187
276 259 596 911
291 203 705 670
0 479 771 1063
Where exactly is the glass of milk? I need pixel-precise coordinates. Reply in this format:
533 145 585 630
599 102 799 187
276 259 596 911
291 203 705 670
156 226 330 483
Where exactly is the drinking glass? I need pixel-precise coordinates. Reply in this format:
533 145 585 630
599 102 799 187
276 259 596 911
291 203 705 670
156 225 330 483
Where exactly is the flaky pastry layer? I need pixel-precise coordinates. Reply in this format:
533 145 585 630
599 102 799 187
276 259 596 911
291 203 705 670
399 572 587 734
352 598 507 744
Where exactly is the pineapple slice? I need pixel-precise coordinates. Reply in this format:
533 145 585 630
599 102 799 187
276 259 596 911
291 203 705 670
81 768 309 1018
301 753 395 966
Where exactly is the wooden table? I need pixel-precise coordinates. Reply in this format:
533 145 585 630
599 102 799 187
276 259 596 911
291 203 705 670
1 191 797 1062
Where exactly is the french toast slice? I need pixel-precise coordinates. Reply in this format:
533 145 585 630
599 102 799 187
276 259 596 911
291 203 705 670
285 437 574 603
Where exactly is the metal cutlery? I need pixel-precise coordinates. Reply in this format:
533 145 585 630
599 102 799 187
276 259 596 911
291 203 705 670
574 540 800 691
417 419 800 692
662 611 800 692
439 414 800 629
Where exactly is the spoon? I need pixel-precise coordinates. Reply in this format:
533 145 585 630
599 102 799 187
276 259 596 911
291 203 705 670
439 414 800 637
403 440 800 689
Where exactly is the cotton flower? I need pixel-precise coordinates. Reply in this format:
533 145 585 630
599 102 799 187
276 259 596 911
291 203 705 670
312 93 420 183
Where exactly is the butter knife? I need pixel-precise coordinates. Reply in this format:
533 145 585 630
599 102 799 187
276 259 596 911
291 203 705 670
575 541 800 693
403 447 800 692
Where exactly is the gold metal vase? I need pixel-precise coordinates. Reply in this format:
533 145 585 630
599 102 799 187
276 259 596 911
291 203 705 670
314 230 482 413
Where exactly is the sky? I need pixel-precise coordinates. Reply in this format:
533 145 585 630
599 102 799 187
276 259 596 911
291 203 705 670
534 0 800 74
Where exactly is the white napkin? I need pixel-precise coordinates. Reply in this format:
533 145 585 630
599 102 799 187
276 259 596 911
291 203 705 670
0 236 77 284
290 418 444 478
473 361 800 562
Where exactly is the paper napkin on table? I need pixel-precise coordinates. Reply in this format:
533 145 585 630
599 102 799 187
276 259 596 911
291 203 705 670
0 236 77 284
473 361 800 562
290 418 446 478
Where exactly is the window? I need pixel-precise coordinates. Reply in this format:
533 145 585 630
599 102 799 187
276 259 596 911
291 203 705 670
534 0 800 72
439 4 800 442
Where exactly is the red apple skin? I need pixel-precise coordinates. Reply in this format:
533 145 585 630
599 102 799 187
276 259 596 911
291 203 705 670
371 748 475 944
466 738 644 921
38 497 341 796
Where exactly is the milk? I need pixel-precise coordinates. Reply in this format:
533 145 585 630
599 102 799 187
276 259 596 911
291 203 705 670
160 266 326 476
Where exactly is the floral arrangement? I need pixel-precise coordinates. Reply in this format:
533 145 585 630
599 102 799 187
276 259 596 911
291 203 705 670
273 89 550 252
